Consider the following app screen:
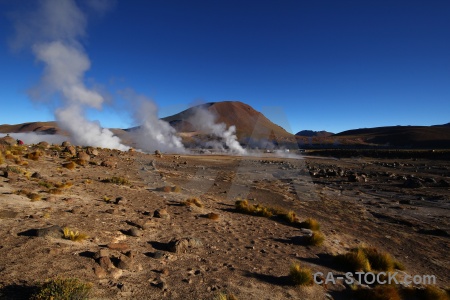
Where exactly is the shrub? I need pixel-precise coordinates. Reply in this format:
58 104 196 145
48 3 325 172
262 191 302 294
102 176 129 185
182 197 204 208
289 263 313 286
63 227 89 242
62 161 76 170
26 150 42 161
304 231 325 246
361 247 396 271
207 212 220 220
279 210 298 224
420 285 449 300
31 278 92 300
335 248 371 272
215 293 238 300
299 218 320 231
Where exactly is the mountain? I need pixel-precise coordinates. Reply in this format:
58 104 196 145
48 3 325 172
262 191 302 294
334 125 450 148
0 121 61 135
295 130 334 137
162 101 294 141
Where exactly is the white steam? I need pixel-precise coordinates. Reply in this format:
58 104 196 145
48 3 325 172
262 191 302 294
12 0 128 150
188 107 246 155
121 90 185 153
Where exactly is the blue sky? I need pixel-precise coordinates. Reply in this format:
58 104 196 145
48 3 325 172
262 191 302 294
0 0 449 134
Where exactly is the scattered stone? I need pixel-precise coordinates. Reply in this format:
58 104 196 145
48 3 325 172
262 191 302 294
168 237 203 253
117 255 134 270
153 251 164 259
110 268 123 280
19 225 63 238
0 210 19 219
98 256 115 271
31 172 42 179
154 209 170 219
77 151 90 161
101 159 117 168
127 227 142 237
94 249 110 259
403 178 423 188
105 208 118 215
94 265 107 279
115 196 127 205
107 243 129 251
61 141 71 147
86 147 99 156
64 146 76 156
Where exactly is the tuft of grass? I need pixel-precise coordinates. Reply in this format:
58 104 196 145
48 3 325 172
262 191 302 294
182 197 204 208
215 293 238 300
31 278 92 300
103 195 111 202
0 151 4 164
289 263 314 286
28 193 42 202
26 150 42 161
62 161 76 170
207 212 220 220
360 247 397 272
75 159 87 166
84 179 92 184
39 181 54 189
335 248 371 272
413 285 450 300
304 231 325 246
6 165 23 174
299 218 321 231
48 188 63 195
55 181 73 189
279 210 298 224
63 227 89 242
102 176 129 185
172 185 181 193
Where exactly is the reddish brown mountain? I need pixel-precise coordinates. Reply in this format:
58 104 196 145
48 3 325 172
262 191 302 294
162 101 294 141
0 122 61 135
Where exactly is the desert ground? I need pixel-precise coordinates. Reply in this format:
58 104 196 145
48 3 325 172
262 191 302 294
0 143 449 299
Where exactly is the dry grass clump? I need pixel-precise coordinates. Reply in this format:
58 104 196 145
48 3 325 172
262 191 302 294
235 200 274 218
182 197 204 208
26 150 43 161
172 185 181 193
39 181 54 189
48 188 63 195
402 285 449 300
55 181 73 189
75 158 87 166
63 227 89 242
289 263 314 286
62 161 76 170
31 277 92 300
304 231 325 246
335 246 403 272
102 176 129 185
207 212 220 220
0 151 4 164
279 210 299 224
215 292 238 300
335 248 371 272
28 193 42 202
299 218 321 231
6 165 24 174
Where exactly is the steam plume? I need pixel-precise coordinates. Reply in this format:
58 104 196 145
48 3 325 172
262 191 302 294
188 106 246 155
121 89 185 153
11 0 128 150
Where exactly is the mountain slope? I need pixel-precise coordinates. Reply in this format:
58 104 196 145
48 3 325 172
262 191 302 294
0 122 61 135
296 130 334 137
163 101 294 141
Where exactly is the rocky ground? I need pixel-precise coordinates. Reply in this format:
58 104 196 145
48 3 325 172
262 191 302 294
0 143 449 299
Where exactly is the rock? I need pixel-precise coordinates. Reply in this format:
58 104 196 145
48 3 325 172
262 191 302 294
37 141 50 149
110 268 123 280
64 146 76 156
153 251 164 259
61 141 71 147
154 209 170 219
127 228 142 237
168 237 203 253
107 243 130 251
403 178 423 188
101 159 117 168
23 225 64 238
105 208 118 215
31 172 42 179
94 265 107 279
98 256 115 271
77 151 90 161
94 249 110 259
86 147 99 156
117 256 134 270
115 196 127 205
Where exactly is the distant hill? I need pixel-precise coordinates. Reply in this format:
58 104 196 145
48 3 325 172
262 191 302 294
334 125 450 148
162 101 294 141
295 130 334 137
0 122 61 135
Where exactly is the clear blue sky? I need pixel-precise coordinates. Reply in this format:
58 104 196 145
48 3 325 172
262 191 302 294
0 0 449 134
